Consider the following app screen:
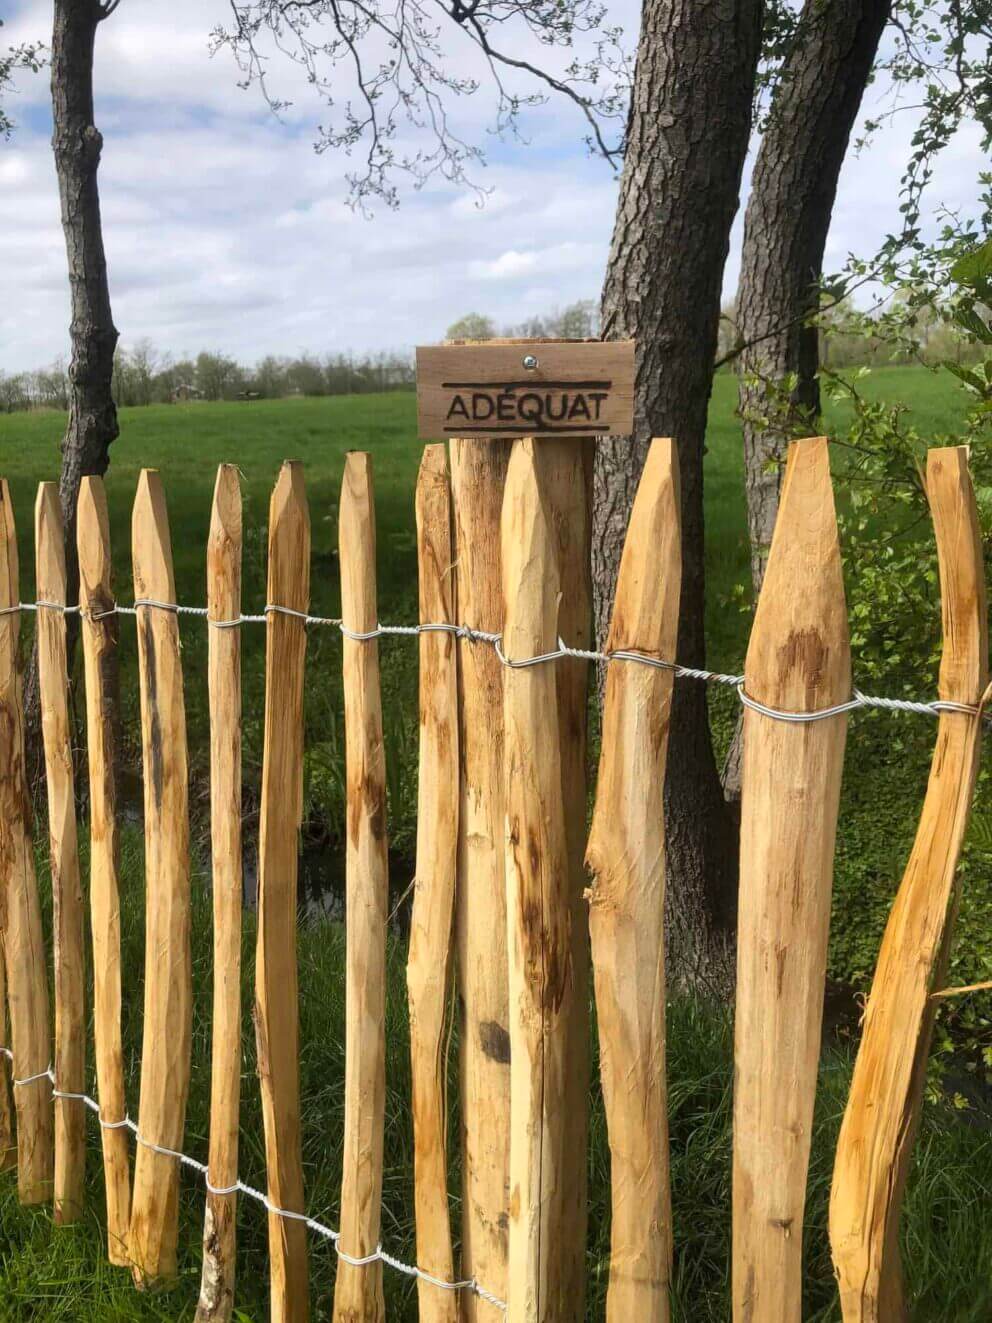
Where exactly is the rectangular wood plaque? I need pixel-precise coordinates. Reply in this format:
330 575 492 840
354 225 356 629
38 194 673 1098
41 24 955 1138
416 340 635 440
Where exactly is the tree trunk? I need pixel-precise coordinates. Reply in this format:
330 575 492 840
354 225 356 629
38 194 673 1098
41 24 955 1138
722 0 889 800
596 0 761 996
26 0 119 784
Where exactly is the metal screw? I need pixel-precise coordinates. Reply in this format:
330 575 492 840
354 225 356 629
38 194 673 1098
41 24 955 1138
522 354 539 370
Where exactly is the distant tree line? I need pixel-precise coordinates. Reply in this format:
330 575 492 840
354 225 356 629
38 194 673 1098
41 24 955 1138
0 342 417 413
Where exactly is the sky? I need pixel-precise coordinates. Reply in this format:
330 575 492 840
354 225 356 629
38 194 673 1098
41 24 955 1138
0 0 987 374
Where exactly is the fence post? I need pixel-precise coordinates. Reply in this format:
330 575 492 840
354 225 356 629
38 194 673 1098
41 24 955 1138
502 439 572 1323
128 469 193 1287
256 460 310 1323
0 949 13 1171
77 475 131 1262
196 465 243 1323
407 444 460 1322
830 445 989 1323
449 437 512 1318
586 437 681 1322
35 483 86 1223
732 437 850 1322
334 451 388 1322
0 478 54 1205
541 436 593 1316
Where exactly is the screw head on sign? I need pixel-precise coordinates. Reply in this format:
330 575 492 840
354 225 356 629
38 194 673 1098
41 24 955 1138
522 354 539 370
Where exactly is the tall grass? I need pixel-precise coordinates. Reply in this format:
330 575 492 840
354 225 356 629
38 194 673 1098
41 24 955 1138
1 835 990 1319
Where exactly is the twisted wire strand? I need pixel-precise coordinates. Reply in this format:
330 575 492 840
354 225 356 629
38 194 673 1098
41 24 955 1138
0 1047 504 1307
0 598 983 724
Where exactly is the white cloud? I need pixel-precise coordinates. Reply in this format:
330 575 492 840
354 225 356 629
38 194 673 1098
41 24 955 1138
0 0 987 374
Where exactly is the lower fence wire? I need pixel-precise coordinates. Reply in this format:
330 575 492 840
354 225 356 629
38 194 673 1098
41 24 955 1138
2 595 989 1311
0 1048 506 1310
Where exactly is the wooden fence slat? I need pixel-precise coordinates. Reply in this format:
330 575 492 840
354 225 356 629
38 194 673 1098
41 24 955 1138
732 436 850 1322
0 948 14 1171
128 469 193 1287
502 439 572 1323
407 444 460 1323
77 475 131 1262
334 451 388 1323
830 445 989 1323
0 478 54 1204
256 460 310 1323
541 437 593 1318
35 482 86 1222
449 437 512 1319
586 437 681 1323
196 465 243 1323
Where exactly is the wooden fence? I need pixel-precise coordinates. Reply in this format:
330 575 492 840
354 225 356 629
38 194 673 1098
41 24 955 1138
0 434 987 1323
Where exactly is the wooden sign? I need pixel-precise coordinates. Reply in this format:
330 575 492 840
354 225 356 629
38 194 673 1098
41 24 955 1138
416 340 635 440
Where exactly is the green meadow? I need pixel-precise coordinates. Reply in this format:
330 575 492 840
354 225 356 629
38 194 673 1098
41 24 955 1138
0 366 991 1319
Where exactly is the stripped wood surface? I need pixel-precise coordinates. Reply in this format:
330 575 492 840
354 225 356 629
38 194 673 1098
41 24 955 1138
732 437 850 1322
196 465 243 1323
541 436 593 1318
0 947 14 1171
449 436 512 1319
0 478 53 1204
830 446 989 1323
77 475 131 1261
586 438 681 1322
35 483 86 1222
407 444 460 1322
502 439 572 1323
334 451 388 1322
129 470 193 1286
256 461 310 1322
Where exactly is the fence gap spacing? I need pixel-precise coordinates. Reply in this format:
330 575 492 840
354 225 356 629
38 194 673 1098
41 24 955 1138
0 426 989 1321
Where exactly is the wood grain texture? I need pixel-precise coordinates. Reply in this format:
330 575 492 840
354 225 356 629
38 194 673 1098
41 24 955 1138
256 461 310 1323
830 446 989 1323
196 466 243 1323
417 341 635 440
586 438 681 1322
0 478 54 1204
35 483 86 1222
732 437 850 1323
449 436 512 1320
407 445 460 1323
334 451 388 1323
77 475 131 1261
0 947 14 1171
502 439 572 1323
128 469 193 1287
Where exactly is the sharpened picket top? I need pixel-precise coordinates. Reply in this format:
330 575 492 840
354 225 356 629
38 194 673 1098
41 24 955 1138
0 479 54 1205
407 445 460 1323
502 439 574 1323
587 438 681 1323
35 483 86 1223
256 461 310 1323
77 475 131 1261
830 446 989 1323
334 451 388 1323
129 470 193 1287
732 437 850 1323
196 465 243 1323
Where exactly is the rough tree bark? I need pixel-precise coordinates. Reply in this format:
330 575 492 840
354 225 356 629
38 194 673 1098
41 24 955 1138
722 0 889 800
596 0 762 995
52 0 119 590
25 0 120 778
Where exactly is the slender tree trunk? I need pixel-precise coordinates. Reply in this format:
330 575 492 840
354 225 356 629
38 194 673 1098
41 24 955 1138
722 0 889 800
596 0 762 997
26 0 119 781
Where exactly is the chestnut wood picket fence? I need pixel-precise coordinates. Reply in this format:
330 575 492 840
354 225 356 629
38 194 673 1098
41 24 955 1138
0 435 987 1323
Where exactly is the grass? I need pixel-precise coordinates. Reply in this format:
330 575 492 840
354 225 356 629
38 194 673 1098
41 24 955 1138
1 833 991 1321
1 367 991 1318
